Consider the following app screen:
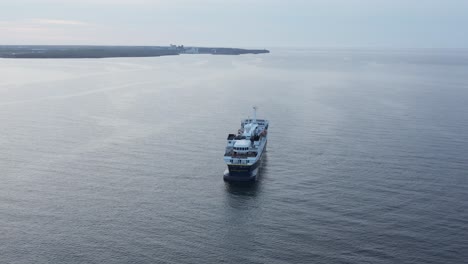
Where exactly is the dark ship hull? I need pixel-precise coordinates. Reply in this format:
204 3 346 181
223 144 265 182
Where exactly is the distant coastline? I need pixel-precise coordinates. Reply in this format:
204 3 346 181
0 45 270 59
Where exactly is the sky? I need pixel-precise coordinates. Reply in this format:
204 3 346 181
0 0 467 48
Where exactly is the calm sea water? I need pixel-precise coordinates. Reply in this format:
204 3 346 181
1 49 467 264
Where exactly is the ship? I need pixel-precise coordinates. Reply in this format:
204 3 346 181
223 107 269 181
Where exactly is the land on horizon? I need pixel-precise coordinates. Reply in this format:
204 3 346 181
0 45 269 59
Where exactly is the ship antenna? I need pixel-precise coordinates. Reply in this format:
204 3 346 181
253 106 257 123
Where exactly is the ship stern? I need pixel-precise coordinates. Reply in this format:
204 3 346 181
224 162 260 182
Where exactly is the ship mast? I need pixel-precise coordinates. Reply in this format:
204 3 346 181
252 106 257 123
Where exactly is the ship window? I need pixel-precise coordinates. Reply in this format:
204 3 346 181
230 159 233 162
247 160 249 164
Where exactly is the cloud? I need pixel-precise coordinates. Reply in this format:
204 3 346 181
0 18 94 44
32 19 88 26
0 18 89 28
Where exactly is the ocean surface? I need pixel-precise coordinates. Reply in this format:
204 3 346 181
1 49 467 264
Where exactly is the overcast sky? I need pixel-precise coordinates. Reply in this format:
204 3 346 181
0 0 467 48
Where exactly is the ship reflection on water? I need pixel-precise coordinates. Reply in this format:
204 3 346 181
224 180 260 196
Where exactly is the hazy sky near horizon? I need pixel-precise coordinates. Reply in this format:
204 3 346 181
0 0 467 48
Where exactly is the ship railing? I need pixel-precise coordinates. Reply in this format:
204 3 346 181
224 151 257 158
